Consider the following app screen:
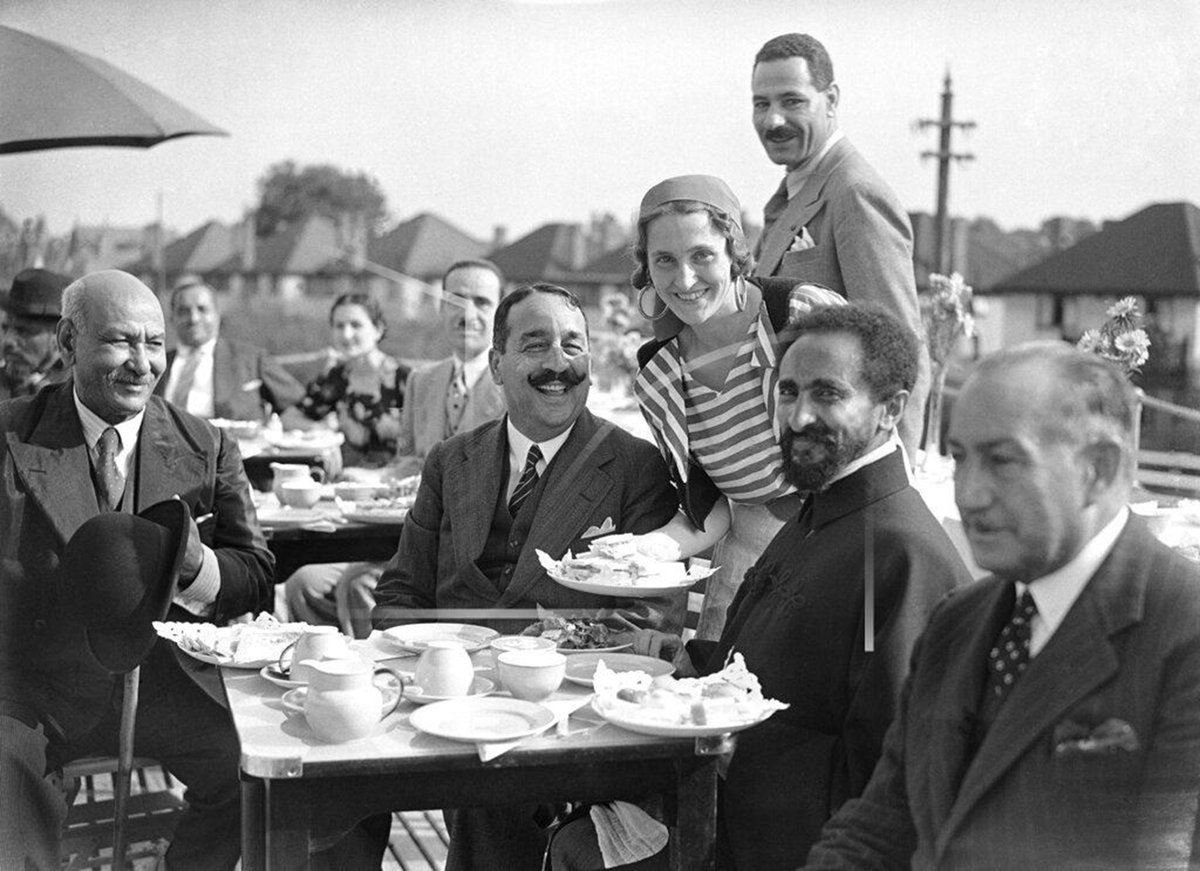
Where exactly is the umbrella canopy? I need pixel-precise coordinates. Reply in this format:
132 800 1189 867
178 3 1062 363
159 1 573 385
0 25 227 154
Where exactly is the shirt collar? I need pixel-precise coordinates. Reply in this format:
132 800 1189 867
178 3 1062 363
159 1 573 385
178 338 217 359
786 129 845 200
73 388 145 450
455 351 491 389
1020 507 1129 652
825 438 898 488
506 417 575 473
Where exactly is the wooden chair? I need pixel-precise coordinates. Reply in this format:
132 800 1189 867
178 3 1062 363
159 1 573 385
60 668 187 870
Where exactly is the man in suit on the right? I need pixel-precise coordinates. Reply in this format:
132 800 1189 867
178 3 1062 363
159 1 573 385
750 32 928 455
805 341 1200 870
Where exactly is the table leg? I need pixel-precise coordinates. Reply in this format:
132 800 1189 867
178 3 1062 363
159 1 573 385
241 778 265 871
263 779 312 870
669 758 717 871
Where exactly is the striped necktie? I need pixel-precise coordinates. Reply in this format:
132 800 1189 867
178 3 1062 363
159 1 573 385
508 444 543 516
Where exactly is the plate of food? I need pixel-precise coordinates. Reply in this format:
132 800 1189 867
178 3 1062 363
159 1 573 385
519 613 632 654
339 495 416 525
409 697 555 743
537 535 716 598
154 614 306 669
591 652 788 738
380 623 500 654
563 652 674 688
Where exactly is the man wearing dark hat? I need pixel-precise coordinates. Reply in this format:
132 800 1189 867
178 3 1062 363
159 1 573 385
0 269 274 870
749 33 930 456
1 268 72 401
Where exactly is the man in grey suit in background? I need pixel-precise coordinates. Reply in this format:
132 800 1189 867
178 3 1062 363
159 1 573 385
804 342 1200 870
750 33 929 456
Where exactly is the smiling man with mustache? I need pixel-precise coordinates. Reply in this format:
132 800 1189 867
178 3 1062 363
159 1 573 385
0 269 273 869
750 33 929 458
370 283 682 871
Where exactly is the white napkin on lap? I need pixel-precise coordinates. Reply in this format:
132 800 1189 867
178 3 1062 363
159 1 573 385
590 801 668 867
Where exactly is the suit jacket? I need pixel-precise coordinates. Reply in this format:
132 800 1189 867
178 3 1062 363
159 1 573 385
393 357 505 461
685 448 971 869
0 382 274 739
807 517 1200 870
373 409 680 636
155 335 305 420
753 136 929 453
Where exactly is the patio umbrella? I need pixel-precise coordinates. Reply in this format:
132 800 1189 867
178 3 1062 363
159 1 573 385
0 25 227 155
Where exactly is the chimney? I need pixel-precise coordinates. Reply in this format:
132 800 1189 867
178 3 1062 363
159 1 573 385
492 224 508 251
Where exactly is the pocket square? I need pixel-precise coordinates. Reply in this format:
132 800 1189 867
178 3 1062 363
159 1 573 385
582 517 616 539
240 378 263 392
1053 718 1139 757
788 226 815 253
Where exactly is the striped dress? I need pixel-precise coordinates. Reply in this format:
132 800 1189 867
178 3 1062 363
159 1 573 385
635 304 801 638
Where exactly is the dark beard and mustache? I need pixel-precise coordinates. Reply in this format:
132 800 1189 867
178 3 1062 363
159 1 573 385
780 422 871 492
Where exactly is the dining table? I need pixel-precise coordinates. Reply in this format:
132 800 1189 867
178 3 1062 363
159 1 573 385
224 635 720 870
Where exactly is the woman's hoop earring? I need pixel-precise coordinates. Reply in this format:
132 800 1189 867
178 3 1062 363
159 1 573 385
734 276 747 312
637 286 668 321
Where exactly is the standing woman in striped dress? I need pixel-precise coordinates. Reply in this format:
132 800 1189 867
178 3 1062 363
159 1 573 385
630 175 844 639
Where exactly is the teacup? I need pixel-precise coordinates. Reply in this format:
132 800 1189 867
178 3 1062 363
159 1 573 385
271 463 325 503
278 626 354 683
280 478 323 509
304 659 405 742
413 640 474 698
497 650 566 702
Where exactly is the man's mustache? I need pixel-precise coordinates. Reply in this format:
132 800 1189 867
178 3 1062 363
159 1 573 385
765 126 798 142
528 367 586 389
784 423 837 449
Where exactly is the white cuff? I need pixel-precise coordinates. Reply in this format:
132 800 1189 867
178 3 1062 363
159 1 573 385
172 545 220 617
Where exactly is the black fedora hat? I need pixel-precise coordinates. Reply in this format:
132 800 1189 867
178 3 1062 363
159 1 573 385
60 499 190 674
4 268 71 320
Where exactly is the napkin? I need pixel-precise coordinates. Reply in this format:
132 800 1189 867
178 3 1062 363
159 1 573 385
591 801 668 868
476 696 595 762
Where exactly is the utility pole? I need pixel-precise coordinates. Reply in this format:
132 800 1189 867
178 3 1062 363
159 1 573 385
916 70 975 274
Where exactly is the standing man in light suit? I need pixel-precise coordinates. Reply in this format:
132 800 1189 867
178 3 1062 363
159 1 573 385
804 343 1200 870
750 33 929 455
155 278 304 421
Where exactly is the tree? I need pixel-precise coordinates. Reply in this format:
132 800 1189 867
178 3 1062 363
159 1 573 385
255 160 390 238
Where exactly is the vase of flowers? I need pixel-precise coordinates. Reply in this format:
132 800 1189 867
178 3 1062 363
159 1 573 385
1077 296 1151 454
920 272 974 467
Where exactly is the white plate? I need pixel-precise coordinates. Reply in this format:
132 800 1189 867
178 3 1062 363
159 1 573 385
340 508 408 525
563 653 674 688
155 621 303 669
409 698 555 743
404 676 495 705
281 683 403 717
381 623 500 653
255 507 331 528
593 699 779 738
543 566 703 598
558 642 633 655
263 430 345 451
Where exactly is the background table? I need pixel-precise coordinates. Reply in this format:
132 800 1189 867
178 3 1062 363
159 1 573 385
263 517 403 580
224 645 718 870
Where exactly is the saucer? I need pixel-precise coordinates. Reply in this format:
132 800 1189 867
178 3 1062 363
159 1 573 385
404 676 495 705
281 685 402 716
260 664 306 689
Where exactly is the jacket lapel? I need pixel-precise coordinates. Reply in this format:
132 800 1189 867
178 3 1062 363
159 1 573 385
501 411 614 605
422 358 455 448
756 137 853 275
934 524 1145 858
6 382 98 544
442 420 506 595
461 372 505 434
135 400 209 511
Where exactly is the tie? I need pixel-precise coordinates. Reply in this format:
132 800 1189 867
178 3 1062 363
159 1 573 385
508 445 543 517
95 426 124 511
445 364 468 434
981 589 1038 719
169 351 201 409
762 177 790 239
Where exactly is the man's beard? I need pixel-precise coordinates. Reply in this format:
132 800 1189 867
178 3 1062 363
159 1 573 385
780 423 871 492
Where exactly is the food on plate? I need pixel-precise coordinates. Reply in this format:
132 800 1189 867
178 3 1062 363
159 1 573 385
520 613 629 651
153 613 306 664
536 533 708 589
345 494 416 513
594 652 787 728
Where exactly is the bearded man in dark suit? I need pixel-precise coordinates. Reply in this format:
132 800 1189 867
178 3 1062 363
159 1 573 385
805 342 1200 870
0 269 273 870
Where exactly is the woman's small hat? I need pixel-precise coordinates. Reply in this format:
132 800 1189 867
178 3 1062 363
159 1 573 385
638 175 743 229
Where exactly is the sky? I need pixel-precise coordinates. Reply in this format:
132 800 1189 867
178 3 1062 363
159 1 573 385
3 0 1199 244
